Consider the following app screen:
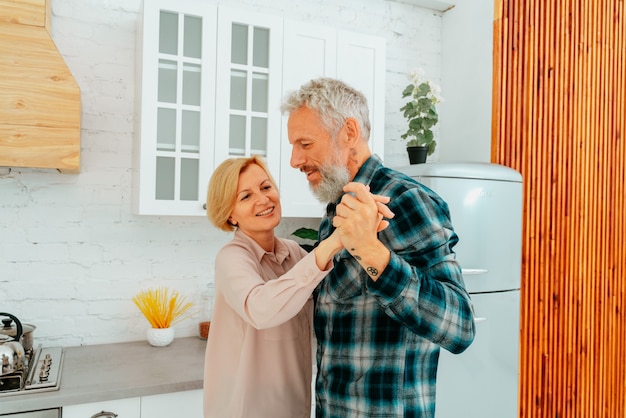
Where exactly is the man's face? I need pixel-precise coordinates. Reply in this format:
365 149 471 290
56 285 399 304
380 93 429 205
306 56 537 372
287 106 350 202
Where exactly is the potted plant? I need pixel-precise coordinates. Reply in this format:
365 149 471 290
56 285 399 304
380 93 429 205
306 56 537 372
399 69 442 164
133 287 194 347
291 227 318 252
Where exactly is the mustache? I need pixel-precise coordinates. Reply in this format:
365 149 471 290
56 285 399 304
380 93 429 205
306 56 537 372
299 165 318 173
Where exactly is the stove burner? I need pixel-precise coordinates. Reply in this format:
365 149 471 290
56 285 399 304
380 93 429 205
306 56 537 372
0 346 64 396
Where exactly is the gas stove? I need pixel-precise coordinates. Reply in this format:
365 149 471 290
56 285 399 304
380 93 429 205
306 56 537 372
0 345 64 397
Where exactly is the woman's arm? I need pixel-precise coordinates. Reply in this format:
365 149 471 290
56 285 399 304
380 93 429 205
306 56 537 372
312 229 343 270
215 232 343 330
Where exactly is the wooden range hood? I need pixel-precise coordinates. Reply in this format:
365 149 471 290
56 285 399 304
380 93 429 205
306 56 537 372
0 0 81 173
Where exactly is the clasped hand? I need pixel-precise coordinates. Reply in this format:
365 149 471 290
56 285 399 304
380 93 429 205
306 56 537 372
332 182 394 251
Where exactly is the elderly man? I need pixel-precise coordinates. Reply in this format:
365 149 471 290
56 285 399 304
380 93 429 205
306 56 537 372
281 78 476 418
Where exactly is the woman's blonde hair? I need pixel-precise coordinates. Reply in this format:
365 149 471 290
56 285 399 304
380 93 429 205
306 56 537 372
206 156 278 232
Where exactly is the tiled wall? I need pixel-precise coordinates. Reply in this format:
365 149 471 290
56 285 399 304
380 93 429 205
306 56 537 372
0 0 442 347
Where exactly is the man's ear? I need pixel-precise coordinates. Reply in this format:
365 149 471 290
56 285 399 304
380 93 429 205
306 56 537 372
343 117 361 146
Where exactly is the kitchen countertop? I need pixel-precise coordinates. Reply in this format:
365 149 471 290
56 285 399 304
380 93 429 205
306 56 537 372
0 336 206 414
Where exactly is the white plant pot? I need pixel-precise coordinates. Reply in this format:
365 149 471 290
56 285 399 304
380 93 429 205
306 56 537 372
146 327 175 347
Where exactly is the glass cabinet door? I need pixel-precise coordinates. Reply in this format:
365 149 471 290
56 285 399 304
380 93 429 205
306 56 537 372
214 7 283 181
227 24 269 156
135 0 217 216
154 10 202 202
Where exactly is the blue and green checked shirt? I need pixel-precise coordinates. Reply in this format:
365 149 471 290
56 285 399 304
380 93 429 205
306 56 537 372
314 155 475 418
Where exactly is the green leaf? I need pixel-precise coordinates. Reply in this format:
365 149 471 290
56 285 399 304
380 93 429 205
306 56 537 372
291 228 318 241
417 82 431 96
427 140 437 155
408 118 423 131
401 84 415 98
422 119 436 130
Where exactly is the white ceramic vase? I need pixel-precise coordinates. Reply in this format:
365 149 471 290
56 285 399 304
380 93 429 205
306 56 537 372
146 327 175 347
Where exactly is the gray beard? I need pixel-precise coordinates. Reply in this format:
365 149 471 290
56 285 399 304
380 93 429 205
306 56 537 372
311 164 351 203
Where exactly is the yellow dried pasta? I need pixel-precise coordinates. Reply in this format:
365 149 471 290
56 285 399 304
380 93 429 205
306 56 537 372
133 287 194 328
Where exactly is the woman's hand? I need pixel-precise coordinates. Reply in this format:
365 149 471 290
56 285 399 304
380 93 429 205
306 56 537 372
314 229 343 270
371 191 394 232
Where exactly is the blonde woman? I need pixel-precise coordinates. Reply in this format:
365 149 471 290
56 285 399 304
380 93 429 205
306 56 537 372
202 155 343 418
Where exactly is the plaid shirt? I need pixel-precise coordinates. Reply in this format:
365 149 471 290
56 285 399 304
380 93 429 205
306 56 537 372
314 155 475 418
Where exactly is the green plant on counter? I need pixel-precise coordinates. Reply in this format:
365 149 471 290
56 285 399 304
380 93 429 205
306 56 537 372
291 227 318 252
399 68 443 156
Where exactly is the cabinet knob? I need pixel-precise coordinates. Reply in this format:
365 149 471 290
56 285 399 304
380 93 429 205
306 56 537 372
90 411 119 418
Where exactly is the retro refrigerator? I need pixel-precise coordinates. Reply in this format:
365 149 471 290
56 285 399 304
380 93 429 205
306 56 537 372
399 162 523 418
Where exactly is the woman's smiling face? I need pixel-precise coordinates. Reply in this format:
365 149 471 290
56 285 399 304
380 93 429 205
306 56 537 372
229 163 281 241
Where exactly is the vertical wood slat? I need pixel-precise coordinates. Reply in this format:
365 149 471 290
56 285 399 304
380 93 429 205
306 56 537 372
492 0 626 417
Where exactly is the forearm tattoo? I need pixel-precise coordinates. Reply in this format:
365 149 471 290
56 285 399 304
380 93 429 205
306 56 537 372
366 266 379 276
350 248 378 276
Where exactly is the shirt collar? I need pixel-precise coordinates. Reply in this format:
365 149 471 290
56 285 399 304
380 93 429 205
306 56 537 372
352 154 383 186
328 154 383 208
233 229 290 263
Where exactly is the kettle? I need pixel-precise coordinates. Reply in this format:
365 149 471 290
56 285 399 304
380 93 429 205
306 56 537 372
0 312 25 376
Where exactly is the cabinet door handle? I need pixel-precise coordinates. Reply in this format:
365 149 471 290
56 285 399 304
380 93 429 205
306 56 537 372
90 411 119 418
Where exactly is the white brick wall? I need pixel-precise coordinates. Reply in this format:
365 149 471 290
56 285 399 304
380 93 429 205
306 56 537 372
0 0 442 347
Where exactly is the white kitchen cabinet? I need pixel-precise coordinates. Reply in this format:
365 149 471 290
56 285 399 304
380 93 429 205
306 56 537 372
280 22 386 217
62 397 141 418
134 1 282 217
336 29 386 159
135 1 385 217
141 389 203 417
62 389 203 418
214 7 284 184
134 0 217 216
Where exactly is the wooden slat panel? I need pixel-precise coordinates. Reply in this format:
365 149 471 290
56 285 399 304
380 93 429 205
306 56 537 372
492 0 626 417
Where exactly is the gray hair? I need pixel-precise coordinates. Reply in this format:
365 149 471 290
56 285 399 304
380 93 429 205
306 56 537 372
280 78 371 141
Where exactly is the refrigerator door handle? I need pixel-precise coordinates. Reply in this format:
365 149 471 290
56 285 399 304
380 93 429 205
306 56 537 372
462 268 489 275
474 317 488 323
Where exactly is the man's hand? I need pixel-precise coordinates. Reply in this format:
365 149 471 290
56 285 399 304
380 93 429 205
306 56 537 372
332 183 394 281
333 182 394 236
